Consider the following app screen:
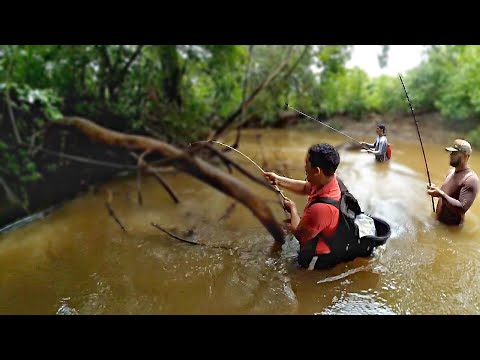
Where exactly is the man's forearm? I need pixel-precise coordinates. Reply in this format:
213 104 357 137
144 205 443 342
276 176 309 195
439 190 464 212
289 208 301 230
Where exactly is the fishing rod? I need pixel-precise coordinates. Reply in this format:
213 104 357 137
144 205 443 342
398 74 435 213
189 140 288 201
284 103 364 145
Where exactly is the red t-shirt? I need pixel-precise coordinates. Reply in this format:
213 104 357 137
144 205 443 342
294 176 341 255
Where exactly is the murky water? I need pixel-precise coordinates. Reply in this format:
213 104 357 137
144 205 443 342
1 128 480 314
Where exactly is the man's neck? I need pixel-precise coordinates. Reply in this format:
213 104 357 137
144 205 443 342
318 175 335 187
455 164 469 172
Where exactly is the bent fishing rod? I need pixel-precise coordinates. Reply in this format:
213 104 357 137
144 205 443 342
284 103 365 146
188 140 288 202
399 74 435 213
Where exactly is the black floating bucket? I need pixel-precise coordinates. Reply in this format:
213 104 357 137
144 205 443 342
361 216 391 246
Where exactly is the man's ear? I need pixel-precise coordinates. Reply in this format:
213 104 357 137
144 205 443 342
313 167 321 176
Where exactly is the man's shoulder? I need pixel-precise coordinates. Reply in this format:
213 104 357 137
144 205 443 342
468 168 479 176
466 169 480 183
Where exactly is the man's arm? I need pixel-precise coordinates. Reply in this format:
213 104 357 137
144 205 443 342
361 140 375 149
290 204 331 244
264 172 311 195
286 201 301 231
428 176 479 214
369 138 387 155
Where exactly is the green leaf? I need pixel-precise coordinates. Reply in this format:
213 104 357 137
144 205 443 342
45 106 62 121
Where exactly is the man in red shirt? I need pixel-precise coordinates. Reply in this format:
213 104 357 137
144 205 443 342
265 144 342 270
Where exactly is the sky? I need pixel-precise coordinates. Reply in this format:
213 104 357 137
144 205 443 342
346 45 427 77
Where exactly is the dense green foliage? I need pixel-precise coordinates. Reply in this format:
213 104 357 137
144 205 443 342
2 45 480 212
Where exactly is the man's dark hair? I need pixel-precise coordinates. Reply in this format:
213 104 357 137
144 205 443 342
308 143 340 176
377 123 386 134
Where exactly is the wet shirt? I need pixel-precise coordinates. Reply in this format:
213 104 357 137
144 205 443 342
366 135 388 162
294 176 341 254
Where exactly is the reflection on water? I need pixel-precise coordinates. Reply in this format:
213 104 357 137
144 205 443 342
1 129 480 314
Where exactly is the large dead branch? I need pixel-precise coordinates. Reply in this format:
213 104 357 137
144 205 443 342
57 117 286 243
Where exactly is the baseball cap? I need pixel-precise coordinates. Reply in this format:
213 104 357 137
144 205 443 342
445 139 472 155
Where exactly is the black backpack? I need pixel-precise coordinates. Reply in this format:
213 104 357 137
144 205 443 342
298 178 391 268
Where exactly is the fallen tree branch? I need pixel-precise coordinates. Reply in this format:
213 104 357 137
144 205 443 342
37 147 138 170
105 189 127 232
151 222 256 253
218 202 237 221
136 150 151 206
150 172 180 204
199 143 275 193
57 117 285 243
151 222 200 245
130 152 180 204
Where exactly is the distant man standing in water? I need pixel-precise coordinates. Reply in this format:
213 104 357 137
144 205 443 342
360 123 389 162
427 139 479 225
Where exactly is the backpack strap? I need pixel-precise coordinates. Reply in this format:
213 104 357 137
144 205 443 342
302 196 340 262
336 177 348 193
307 197 340 209
307 177 346 209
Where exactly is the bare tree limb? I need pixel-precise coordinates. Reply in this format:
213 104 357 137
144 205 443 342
0 175 21 206
210 51 293 141
151 222 253 252
218 202 237 221
5 94 21 144
136 150 151 206
110 45 144 95
37 147 138 170
199 143 276 193
151 222 200 245
282 45 310 80
105 189 127 232
29 130 45 155
227 126 242 152
149 171 180 204
57 117 285 243
130 152 180 204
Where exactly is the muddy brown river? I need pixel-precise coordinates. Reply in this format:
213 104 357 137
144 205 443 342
1 128 479 314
